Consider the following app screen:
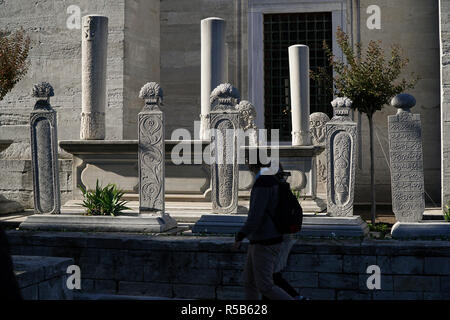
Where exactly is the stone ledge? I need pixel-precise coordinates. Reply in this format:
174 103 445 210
7 230 450 255
192 214 369 238
19 214 178 233
391 221 450 239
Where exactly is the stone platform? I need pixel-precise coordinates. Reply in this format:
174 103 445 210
391 221 450 239
192 214 369 238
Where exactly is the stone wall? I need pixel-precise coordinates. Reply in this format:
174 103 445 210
0 0 125 141
440 0 450 207
7 231 450 300
13 255 74 300
0 0 443 207
160 0 248 138
0 159 71 209
123 0 160 139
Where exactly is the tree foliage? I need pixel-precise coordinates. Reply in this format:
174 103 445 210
0 29 30 101
312 26 418 117
311 27 419 224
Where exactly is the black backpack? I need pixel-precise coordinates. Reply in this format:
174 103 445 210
271 176 303 234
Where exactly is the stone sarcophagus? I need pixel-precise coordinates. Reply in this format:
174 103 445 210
326 98 357 217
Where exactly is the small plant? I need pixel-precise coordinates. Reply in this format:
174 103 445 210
368 222 391 239
292 189 301 200
444 202 450 222
79 180 130 216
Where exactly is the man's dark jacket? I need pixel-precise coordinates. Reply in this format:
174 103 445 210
236 174 283 245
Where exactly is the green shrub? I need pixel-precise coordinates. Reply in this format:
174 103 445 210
444 202 450 222
79 180 130 216
367 223 391 239
292 189 301 200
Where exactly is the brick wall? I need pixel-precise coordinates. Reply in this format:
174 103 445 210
6 231 450 300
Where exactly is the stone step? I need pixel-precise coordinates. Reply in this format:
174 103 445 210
192 214 369 238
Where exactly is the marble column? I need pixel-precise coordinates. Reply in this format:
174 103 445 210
210 83 240 214
440 0 450 208
80 15 108 140
30 82 61 214
388 94 425 222
289 44 311 146
326 97 357 216
200 17 227 140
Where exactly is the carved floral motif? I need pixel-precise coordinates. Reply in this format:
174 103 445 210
236 100 257 131
139 113 164 211
333 132 351 205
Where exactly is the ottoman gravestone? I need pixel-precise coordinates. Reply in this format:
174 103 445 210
388 93 425 222
30 82 61 214
209 83 240 214
138 82 165 214
137 82 177 232
310 112 331 197
326 97 357 217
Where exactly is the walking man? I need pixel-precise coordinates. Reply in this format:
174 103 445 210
233 159 294 300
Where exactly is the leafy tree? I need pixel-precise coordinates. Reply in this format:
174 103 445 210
0 29 30 101
312 27 418 224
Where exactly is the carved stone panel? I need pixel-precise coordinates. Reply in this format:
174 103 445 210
30 83 60 214
388 108 425 222
326 98 357 217
310 112 330 196
138 111 165 213
210 112 240 214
